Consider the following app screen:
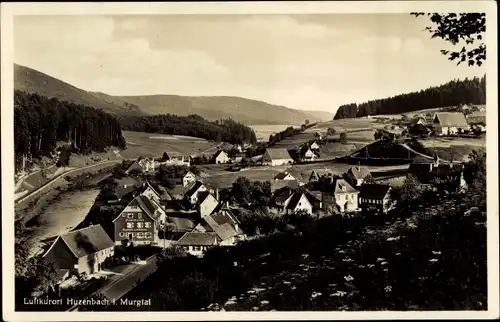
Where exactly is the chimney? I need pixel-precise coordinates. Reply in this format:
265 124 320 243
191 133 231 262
123 184 127 188
215 188 219 201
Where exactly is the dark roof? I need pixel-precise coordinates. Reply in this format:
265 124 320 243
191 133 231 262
272 187 294 206
197 190 214 205
203 215 239 241
286 193 310 210
359 184 391 200
165 211 199 232
433 112 468 127
213 150 228 159
58 225 114 259
185 181 205 198
125 161 143 173
306 190 322 202
169 184 190 197
271 180 300 192
332 178 357 194
274 172 294 180
129 195 160 220
265 148 293 160
347 166 371 180
175 232 220 246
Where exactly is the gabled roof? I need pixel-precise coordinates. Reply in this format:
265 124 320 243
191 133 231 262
467 111 486 124
274 172 295 180
332 178 358 194
203 215 239 241
47 225 114 259
175 232 220 246
198 190 216 205
213 150 228 159
183 171 195 178
433 112 468 127
185 181 205 198
347 166 371 180
305 190 322 202
265 148 293 160
125 161 143 173
359 184 391 200
272 187 294 206
165 211 199 232
271 179 300 192
127 195 160 220
286 192 311 210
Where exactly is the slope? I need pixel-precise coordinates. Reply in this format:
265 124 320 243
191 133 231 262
14 64 144 116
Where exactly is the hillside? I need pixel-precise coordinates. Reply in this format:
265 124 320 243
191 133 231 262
14 64 333 125
14 64 144 116
116 95 333 125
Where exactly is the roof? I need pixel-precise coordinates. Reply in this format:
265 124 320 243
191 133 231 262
467 111 486 124
271 179 300 192
286 193 310 210
211 209 241 227
433 112 468 127
183 171 195 178
129 195 160 220
175 232 220 246
213 150 228 159
198 190 216 205
265 148 293 161
203 215 239 241
332 178 358 194
347 166 371 180
165 211 199 232
359 184 391 200
57 225 114 259
185 181 205 198
306 190 322 202
125 161 143 173
169 184 190 197
309 169 332 180
274 172 294 180
272 187 294 205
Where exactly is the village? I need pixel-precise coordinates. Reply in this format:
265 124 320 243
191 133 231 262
34 106 484 308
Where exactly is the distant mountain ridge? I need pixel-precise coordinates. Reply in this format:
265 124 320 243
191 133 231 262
14 64 333 125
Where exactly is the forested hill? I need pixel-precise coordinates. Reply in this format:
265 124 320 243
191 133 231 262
334 76 486 119
118 114 258 145
14 90 126 168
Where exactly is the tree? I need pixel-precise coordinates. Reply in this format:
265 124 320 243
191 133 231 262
339 132 348 144
411 13 486 66
304 119 310 125
162 152 170 161
327 127 336 136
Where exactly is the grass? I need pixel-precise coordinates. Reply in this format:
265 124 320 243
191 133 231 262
120 131 221 159
250 125 300 142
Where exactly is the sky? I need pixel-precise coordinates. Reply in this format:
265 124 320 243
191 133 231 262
14 14 487 114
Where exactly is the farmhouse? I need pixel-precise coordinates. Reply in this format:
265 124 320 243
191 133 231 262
432 112 469 135
262 148 294 166
175 232 220 257
213 150 230 164
345 165 371 187
44 225 114 276
358 184 393 213
113 195 166 245
270 188 313 215
322 178 359 213
274 171 296 181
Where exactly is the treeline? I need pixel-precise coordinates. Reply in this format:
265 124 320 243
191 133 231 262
334 76 486 119
268 122 317 146
14 90 126 168
118 114 257 145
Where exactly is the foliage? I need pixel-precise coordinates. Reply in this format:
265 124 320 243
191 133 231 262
327 127 336 136
339 132 348 144
334 76 486 119
118 114 257 145
408 124 431 138
305 119 310 125
230 177 272 209
411 13 486 66
155 164 197 187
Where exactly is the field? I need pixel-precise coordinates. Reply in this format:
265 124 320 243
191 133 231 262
120 131 221 159
250 124 300 142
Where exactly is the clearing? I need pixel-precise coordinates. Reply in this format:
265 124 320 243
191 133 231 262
250 124 301 142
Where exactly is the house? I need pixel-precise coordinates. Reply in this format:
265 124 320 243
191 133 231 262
410 117 427 126
322 178 359 213
270 188 313 215
160 210 200 243
139 180 163 205
432 112 469 135
274 171 296 181
213 150 230 164
261 148 294 166
113 195 166 245
467 111 486 126
310 141 320 150
125 161 144 175
138 158 156 173
271 179 301 192
314 132 324 140
197 191 219 218
408 157 465 186
308 169 332 182
107 177 143 204
345 165 371 187
43 225 115 276
182 171 197 187
162 155 191 167
174 232 220 257
302 148 318 161
305 190 323 211
184 181 209 205
193 208 246 247
232 153 246 164
359 184 393 213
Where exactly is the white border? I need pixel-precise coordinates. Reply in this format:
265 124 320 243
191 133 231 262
2 1 498 321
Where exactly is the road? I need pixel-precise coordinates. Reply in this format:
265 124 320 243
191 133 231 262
15 160 121 204
67 255 158 311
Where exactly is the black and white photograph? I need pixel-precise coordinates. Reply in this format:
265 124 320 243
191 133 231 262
2 1 498 320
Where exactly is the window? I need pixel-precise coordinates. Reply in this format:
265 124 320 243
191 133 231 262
193 246 201 251
127 214 134 219
137 222 144 229
145 222 151 228
119 232 125 237
138 214 142 220
145 232 152 238
136 232 144 238
126 222 134 229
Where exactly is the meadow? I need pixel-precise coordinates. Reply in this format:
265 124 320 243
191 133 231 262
250 124 301 142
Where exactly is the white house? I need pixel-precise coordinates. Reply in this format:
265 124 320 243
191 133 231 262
182 171 196 187
310 141 320 150
213 150 230 164
184 181 208 205
322 178 359 213
261 148 294 166
274 171 296 181
345 166 371 187
284 192 313 215
302 148 318 161
433 112 469 135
